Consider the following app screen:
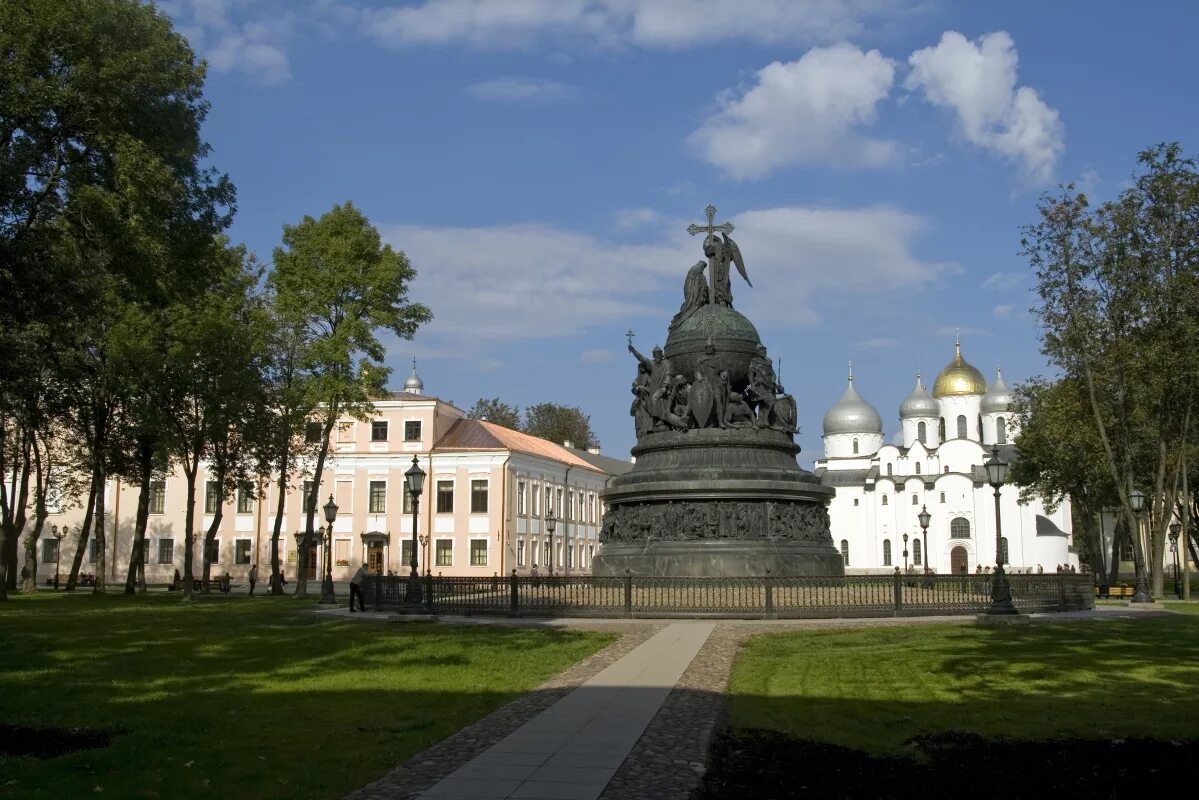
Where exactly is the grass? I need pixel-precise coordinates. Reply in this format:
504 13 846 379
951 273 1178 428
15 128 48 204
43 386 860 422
0 593 613 800
726 614 1199 754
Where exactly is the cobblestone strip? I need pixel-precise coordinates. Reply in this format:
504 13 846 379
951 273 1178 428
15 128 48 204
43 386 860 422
344 623 662 800
598 624 747 800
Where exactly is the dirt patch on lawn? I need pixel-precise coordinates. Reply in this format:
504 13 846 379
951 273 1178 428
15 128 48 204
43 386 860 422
698 728 1195 798
0 724 113 758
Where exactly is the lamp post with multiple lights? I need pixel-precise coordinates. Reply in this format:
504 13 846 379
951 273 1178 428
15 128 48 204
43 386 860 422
918 505 931 574
319 496 339 604
1128 489 1154 603
545 511 556 576
984 446 1017 615
902 533 909 571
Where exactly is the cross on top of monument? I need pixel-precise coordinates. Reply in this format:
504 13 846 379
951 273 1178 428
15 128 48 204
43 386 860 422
686 204 734 239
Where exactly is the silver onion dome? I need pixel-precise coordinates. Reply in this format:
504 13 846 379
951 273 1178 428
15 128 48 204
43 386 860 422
899 373 939 419
981 368 1014 414
823 364 883 436
403 358 424 394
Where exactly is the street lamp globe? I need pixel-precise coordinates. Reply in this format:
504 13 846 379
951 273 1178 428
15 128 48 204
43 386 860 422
403 456 426 611
1170 522 1181 544
1129 488 1145 513
318 494 338 605
917 505 931 531
405 456 426 498
984 445 1009 488
323 494 339 525
545 511 557 575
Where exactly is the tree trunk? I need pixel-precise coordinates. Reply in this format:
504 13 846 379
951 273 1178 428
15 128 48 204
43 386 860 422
0 435 32 596
295 409 336 599
66 477 99 591
1108 517 1123 588
201 475 225 595
269 439 290 595
182 453 199 601
125 438 154 594
22 432 51 592
91 460 107 594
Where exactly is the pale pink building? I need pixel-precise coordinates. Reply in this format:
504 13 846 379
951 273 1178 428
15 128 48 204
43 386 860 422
35 370 625 586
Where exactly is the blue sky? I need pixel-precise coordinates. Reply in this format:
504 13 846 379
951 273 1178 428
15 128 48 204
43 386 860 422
161 0 1199 463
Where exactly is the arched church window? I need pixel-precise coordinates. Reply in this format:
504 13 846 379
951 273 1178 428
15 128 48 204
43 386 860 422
944 466 949 474
886 463 892 476
940 492 946 503
978 415 983 439
853 438 859 454
956 415 967 439
939 418 946 441
950 517 970 539
1000 536 1009 565
882 495 889 506
883 539 892 566
913 538 923 566
918 421 927 444
997 417 1007 445
911 493 919 505
840 539 849 566
915 463 921 475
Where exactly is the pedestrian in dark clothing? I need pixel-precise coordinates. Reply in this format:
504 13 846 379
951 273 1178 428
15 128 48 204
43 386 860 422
248 564 258 596
349 564 368 612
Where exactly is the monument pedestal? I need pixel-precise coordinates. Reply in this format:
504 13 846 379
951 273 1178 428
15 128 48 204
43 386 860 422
592 539 843 578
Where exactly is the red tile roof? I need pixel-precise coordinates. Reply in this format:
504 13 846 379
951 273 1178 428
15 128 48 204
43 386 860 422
434 419 605 474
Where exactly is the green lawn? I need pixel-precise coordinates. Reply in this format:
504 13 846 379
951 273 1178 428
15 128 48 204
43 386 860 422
727 615 1199 754
0 593 613 800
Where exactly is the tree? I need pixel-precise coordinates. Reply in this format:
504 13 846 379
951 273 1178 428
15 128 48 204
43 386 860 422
1023 143 1199 598
523 403 599 450
467 397 522 429
270 202 430 597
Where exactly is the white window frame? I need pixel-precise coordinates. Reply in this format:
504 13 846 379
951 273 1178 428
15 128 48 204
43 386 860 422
469 537 489 567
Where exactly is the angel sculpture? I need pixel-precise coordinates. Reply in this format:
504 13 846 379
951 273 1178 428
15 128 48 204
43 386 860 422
703 232 750 308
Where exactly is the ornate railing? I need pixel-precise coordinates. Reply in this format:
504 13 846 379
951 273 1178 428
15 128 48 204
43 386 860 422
360 571 1094 619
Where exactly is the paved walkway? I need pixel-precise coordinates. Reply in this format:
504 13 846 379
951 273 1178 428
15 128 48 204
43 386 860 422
418 622 715 800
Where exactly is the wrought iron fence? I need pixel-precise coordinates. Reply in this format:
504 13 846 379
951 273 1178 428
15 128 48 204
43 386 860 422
360 570 1094 619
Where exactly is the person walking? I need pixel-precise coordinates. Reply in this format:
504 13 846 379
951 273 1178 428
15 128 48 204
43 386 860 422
220 571 231 594
349 563 368 612
248 564 258 596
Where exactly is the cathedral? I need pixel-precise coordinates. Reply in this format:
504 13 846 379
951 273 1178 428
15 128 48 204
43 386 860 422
814 340 1077 575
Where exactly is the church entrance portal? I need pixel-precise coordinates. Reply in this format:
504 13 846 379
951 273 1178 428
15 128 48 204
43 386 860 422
950 546 969 574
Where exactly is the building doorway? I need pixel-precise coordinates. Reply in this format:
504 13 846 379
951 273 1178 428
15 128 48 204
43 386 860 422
307 543 318 580
366 544 384 575
950 546 969 574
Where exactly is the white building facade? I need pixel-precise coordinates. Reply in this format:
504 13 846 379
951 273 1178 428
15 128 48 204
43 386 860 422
815 343 1077 575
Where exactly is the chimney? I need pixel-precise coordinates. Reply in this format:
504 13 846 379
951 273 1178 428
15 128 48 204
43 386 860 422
562 439 574 449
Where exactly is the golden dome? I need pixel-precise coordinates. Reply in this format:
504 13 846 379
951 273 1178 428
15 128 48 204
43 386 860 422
933 341 987 397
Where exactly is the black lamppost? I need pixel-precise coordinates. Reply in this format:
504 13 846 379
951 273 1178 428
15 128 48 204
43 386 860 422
418 534 428 571
902 533 909 571
984 446 1017 615
918 505 932 574
1170 522 1183 599
319 495 338 604
404 456 426 607
1128 489 1154 603
545 511 556 576
53 525 65 590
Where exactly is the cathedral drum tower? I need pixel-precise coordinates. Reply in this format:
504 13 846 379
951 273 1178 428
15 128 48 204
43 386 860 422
592 206 842 577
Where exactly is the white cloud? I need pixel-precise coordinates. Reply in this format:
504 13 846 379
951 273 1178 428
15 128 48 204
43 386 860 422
468 77 575 103
162 1 293 85
1077 166 1100 194
981 271 1023 290
579 348 614 364
382 204 948 353
855 338 902 349
992 304 1013 318
691 44 898 179
613 208 660 229
361 0 913 49
905 31 1064 182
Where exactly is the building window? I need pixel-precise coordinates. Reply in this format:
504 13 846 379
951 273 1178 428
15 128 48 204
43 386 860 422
470 539 487 566
435 539 452 566
533 484 540 516
404 420 421 442
149 480 166 514
915 462 921 475
557 488 564 516
950 517 971 539
303 481 315 513
436 480 454 513
852 438 859 454
336 422 354 443
517 482 526 515
517 539 525 567
590 494 596 523
237 483 254 514
545 486 552 515
913 538 922 566
853 498 859 506
402 485 414 514
305 421 322 443
999 536 1009 565
956 415 967 439
886 463 892 476
205 480 220 514
543 540 551 567
912 493 919 505
588 544 594 564
158 539 174 565
939 418 946 441
997 416 1007 445
918 421 927 444
567 490 574 520
42 539 59 563
235 539 252 565
471 480 488 514
944 466 949 474
87 539 98 564
371 420 388 442
204 539 219 565
334 539 349 565
369 481 386 514
940 492 946 503
567 544 574 568
840 539 849 566
883 539 892 567
401 539 414 565
882 495 889 506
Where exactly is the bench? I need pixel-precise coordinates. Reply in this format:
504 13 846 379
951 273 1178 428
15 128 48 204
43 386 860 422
1096 585 1135 598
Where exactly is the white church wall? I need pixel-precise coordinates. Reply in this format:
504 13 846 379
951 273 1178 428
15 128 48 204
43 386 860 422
938 395 983 441
823 432 884 459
